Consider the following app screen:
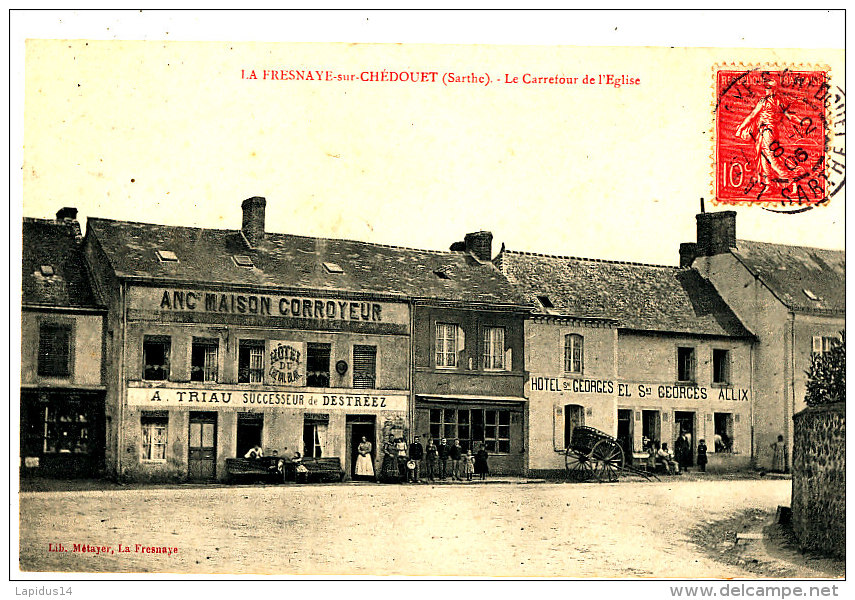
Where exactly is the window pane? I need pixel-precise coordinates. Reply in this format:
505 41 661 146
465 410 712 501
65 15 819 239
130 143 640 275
485 440 497 452
444 409 455 422
430 423 440 438
486 410 497 425
498 425 510 439
499 411 510 425
444 424 456 439
307 343 331 387
458 410 469 424
498 439 510 453
430 409 441 423
190 422 201 447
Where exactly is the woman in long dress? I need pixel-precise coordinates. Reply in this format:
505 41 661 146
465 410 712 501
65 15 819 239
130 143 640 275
770 435 787 473
354 436 374 481
380 434 398 483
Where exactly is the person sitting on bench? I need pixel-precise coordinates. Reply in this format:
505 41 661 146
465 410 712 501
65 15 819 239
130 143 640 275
656 442 679 475
244 445 264 459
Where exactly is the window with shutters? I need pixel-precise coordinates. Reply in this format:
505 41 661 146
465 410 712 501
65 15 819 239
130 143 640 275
564 334 584 374
306 343 331 387
143 336 171 381
436 323 460 368
191 338 218 382
141 413 168 461
238 340 264 384
482 326 505 370
677 347 696 383
38 322 72 377
352 345 376 389
812 335 838 355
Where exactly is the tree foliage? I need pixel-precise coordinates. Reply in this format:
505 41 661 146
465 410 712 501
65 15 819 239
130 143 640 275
805 331 845 406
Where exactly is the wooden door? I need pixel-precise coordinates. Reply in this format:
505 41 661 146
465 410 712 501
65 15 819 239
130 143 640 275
189 412 217 480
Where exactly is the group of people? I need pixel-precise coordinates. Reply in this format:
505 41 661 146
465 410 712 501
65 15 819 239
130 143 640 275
644 431 708 475
359 434 490 483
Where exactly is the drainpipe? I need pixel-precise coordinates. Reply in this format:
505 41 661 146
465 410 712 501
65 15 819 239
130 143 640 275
749 339 755 465
117 280 127 481
788 312 796 468
408 299 416 443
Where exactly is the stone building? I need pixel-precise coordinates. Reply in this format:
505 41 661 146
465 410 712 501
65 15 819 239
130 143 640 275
497 249 756 476
20 209 107 477
79 197 529 482
685 211 845 471
412 232 531 475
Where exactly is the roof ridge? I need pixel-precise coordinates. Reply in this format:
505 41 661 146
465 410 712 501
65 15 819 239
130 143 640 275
502 248 681 269
88 217 463 256
736 238 845 254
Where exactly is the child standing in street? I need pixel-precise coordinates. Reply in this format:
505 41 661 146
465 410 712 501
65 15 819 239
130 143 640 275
463 450 475 481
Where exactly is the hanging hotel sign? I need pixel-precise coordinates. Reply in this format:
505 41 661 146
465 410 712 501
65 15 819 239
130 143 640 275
127 386 408 411
529 375 749 401
127 287 409 325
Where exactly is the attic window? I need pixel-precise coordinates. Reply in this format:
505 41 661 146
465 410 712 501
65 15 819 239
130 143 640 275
803 288 820 301
434 265 454 280
537 295 554 309
233 255 254 268
323 262 344 274
156 250 179 263
39 265 55 277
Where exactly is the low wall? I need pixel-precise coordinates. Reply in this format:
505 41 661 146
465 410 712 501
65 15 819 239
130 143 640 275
791 402 845 559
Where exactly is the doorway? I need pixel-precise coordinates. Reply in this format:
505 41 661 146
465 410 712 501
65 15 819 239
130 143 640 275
642 410 661 449
236 412 263 458
189 412 217 480
674 411 696 465
617 409 633 458
346 415 376 480
563 404 585 449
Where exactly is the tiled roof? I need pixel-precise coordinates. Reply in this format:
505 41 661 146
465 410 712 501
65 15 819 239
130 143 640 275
86 218 530 307
498 250 753 338
731 240 845 315
22 218 101 308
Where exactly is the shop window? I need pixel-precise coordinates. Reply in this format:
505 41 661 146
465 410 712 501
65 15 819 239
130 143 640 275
191 338 219 382
38 322 72 377
429 408 512 453
143 336 171 381
238 340 264 384
306 343 331 387
352 345 376 389
141 413 168 461
811 335 838 355
714 413 734 453
564 334 584 374
435 323 461 368
564 404 585 449
482 326 505 370
677 347 696 383
43 404 90 454
642 410 661 449
712 349 731 385
303 416 329 458
236 413 263 458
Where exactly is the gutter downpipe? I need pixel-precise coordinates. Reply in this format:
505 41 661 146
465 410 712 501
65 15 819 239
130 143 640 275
117 281 127 481
788 312 796 469
749 338 755 466
408 299 416 444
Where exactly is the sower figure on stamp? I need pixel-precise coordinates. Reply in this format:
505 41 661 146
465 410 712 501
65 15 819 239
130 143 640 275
734 78 809 193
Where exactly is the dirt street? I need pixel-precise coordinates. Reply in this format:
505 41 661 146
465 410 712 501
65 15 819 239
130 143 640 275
19 479 793 577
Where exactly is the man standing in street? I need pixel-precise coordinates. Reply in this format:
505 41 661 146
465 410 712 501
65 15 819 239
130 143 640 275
408 435 424 483
449 439 463 481
438 438 449 480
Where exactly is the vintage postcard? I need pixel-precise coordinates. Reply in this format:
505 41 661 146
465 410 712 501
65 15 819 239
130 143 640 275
9 9 846 593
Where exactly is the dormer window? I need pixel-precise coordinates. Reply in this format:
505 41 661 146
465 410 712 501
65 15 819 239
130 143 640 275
233 255 254 268
156 250 179 263
39 265 55 277
537 295 554 309
434 265 454 280
803 288 820 301
323 262 344 274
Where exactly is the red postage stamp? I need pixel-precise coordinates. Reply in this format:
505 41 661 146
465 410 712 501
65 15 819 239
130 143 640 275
715 68 829 206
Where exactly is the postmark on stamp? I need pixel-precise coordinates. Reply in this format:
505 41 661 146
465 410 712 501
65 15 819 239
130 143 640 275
714 67 841 210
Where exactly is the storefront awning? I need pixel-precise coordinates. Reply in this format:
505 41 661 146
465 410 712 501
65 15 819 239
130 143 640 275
416 393 527 405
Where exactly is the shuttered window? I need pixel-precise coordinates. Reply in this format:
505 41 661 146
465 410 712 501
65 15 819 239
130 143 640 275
352 345 377 389
38 323 71 377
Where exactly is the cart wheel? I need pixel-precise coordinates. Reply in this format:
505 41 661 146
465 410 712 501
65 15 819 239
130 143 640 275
591 439 624 482
565 448 595 482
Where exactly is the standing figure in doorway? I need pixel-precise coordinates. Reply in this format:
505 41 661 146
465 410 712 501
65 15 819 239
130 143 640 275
770 434 788 473
474 443 489 481
674 431 691 473
354 436 374 481
696 439 708 473
425 438 438 481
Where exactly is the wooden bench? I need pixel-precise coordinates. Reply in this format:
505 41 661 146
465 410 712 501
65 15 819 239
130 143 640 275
225 457 287 483
284 457 345 483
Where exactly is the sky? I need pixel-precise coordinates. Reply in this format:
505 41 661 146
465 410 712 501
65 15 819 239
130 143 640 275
13 11 846 269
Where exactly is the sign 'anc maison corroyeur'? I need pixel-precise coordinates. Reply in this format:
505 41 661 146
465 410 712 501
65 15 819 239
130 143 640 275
126 287 410 324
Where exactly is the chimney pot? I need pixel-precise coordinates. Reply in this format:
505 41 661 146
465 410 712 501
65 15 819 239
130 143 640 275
242 196 266 247
464 231 493 262
56 207 78 221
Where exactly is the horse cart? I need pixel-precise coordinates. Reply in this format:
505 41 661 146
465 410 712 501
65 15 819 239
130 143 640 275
564 425 659 482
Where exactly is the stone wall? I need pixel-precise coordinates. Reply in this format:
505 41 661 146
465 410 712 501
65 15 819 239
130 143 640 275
791 402 845 559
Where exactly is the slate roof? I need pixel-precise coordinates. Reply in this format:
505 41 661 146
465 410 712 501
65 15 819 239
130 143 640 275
22 218 101 308
498 250 753 338
730 240 845 316
85 218 530 307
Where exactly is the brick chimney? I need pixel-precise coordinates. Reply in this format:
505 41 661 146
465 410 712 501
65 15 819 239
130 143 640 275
679 243 698 268
56 207 78 221
464 231 493 262
695 211 736 257
241 196 266 247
